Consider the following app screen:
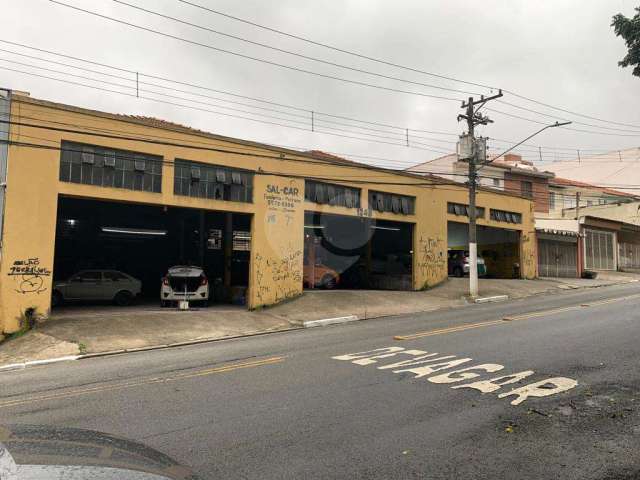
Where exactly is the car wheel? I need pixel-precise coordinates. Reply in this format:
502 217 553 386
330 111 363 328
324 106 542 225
52 290 63 307
114 290 133 306
321 274 337 289
453 267 464 278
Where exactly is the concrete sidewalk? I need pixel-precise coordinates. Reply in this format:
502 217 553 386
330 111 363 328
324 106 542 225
1 273 637 366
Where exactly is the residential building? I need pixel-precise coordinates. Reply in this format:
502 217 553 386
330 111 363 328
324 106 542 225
0 90 538 333
408 153 553 213
545 147 640 196
545 177 639 218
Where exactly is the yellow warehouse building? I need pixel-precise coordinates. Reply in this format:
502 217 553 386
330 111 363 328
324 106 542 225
0 90 537 333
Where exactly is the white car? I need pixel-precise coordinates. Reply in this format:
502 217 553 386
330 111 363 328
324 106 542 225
161 266 209 307
52 270 141 306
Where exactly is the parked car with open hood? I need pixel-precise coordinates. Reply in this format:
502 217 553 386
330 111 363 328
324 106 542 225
161 266 209 307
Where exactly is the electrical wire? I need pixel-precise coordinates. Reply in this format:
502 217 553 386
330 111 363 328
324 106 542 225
3 120 637 201
0 65 452 154
111 0 481 97
3 39 635 161
173 0 640 131
174 0 497 91
48 1 463 103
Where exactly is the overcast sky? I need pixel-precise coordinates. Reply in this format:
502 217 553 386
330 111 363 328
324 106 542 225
2 0 639 174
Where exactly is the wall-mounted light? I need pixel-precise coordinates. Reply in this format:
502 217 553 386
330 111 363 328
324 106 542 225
304 225 325 229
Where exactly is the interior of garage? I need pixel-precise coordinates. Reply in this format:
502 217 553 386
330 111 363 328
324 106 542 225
303 212 413 290
447 221 521 278
53 196 251 306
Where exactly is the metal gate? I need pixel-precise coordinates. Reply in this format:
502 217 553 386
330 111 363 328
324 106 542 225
584 229 616 271
619 242 640 269
538 239 577 278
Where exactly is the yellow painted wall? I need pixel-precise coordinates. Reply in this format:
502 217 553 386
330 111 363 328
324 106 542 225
249 175 304 308
0 95 537 332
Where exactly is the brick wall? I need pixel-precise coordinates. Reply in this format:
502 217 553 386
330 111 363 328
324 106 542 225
504 172 550 213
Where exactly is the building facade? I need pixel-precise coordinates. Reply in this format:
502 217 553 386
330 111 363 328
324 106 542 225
0 91 537 333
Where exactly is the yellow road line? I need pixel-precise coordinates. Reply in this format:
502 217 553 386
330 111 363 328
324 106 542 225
0 356 285 409
581 293 640 307
394 320 504 340
395 293 640 341
502 305 582 321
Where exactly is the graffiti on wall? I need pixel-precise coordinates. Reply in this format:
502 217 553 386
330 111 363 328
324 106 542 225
253 246 303 305
417 236 446 281
521 233 535 272
7 257 51 294
253 178 304 306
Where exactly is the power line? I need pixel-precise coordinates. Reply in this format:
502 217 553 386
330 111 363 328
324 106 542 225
4 119 638 201
496 100 640 134
48 1 463 103
503 89 640 130
173 0 640 131
0 42 456 143
485 107 640 138
174 0 497 91
111 0 480 97
4 39 634 160
0 65 452 154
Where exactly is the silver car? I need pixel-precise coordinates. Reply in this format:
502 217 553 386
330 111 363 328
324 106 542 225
52 270 142 306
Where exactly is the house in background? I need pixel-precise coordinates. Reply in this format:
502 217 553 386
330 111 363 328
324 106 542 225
545 177 640 218
409 151 640 278
407 153 552 212
537 178 640 277
545 147 640 196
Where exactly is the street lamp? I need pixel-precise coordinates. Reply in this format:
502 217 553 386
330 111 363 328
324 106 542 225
468 120 572 298
480 121 573 169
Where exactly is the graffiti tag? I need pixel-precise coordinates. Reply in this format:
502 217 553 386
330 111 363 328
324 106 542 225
7 258 51 294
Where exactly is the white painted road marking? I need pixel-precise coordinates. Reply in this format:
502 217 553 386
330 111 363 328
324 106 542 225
332 346 578 406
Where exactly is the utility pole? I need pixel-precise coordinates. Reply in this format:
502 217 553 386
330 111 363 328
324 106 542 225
458 90 503 298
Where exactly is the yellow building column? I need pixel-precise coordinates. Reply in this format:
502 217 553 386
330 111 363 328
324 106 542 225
248 174 305 309
413 193 448 290
0 144 59 333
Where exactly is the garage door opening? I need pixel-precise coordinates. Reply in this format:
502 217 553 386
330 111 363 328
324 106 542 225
303 212 413 290
447 221 521 279
53 196 251 307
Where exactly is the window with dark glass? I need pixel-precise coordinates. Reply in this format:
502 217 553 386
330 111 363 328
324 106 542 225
369 191 415 215
304 180 361 208
174 159 253 203
447 202 485 218
59 141 162 193
490 208 522 224
521 181 533 199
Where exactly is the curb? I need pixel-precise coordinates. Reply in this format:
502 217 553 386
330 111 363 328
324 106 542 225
1 279 637 371
0 355 81 372
302 315 359 328
0 326 305 371
474 295 509 304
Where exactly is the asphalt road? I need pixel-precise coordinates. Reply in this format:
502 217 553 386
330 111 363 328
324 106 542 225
3 283 640 479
